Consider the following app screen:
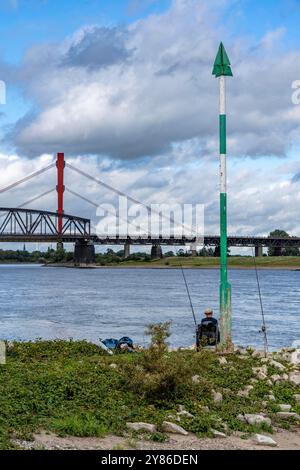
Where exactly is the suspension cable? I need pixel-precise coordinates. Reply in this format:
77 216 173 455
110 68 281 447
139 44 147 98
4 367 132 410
66 162 197 237
0 189 56 218
0 163 55 194
251 246 269 356
18 189 56 208
65 187 151 236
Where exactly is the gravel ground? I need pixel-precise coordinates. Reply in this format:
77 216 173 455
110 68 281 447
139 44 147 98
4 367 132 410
12 428 300 451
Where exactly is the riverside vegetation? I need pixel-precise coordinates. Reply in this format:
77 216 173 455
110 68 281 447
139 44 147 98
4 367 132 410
0 323 299 450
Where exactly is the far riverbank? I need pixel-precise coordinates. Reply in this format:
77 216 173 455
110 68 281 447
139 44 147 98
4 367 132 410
45 256 300 270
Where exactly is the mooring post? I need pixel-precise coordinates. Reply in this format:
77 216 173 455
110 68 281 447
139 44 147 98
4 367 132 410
212 43 233 352
56 152 65 249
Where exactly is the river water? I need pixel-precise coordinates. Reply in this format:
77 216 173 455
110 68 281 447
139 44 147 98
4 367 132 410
0 265 299 350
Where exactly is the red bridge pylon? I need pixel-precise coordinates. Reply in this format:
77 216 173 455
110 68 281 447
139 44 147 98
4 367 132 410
56 152 65 237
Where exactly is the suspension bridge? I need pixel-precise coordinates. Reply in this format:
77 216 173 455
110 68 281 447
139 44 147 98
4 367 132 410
0 153 299 265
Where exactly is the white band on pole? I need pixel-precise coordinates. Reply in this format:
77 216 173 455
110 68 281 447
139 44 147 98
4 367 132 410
220 154 226 193
220 75 226 115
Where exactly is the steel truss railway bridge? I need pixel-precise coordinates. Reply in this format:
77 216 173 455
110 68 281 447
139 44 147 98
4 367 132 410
0 154 298 264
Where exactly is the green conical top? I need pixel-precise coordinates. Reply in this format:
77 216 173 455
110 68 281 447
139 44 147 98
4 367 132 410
212 42 233 77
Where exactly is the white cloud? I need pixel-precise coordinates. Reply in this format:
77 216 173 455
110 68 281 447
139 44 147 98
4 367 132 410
9 0 300 161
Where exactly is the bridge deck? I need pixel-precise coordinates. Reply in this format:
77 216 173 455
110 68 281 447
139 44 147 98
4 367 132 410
0 233 299 247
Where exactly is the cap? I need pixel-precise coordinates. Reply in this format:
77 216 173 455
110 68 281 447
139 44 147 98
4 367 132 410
204 308 213 315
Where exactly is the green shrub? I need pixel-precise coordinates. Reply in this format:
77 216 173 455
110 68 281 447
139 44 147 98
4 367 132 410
122 323 190 403
51 414 107 437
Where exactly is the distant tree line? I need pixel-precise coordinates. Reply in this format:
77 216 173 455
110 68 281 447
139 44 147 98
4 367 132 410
0 247 73 264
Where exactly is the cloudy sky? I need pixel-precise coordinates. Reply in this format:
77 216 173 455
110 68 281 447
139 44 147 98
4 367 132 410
1 0 300 249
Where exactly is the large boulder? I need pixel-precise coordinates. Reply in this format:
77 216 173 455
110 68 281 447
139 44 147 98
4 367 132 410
126 422 156 433
289 372 300 386
252 434 277 447
276 412 300 420
244 414 272 427
290 349 300 365
269 360 286 371
162 421 188 436
211 429 227 438
278 404 292 412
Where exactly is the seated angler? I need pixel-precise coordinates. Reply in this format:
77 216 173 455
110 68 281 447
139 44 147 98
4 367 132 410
196 308 220 349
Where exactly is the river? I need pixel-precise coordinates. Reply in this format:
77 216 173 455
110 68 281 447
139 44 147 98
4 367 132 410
0 265 299 350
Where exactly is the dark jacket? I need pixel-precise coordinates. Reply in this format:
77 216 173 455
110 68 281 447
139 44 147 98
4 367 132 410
199 316 220 344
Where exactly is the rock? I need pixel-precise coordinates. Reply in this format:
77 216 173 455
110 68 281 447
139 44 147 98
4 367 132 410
266 379 273 386
252 350 264 358
126 422 156 433
279 404 292 412
257 371 268 381
162 421 188 436
271 374 282 383
212 390 223 403
237 386 253 398
218 357 227 365
252 434 277 447
178 405 185 412
244 414 272 427
293 394 300 404
269 360 286 371
237 414 247 423
253 365 268 376
199 405 210 413
177 410 194 419
167 414 181 422
266 394 276 402
290 349 300 365
276 412 300 420
282 374 289 381
211 429 227 438
237 390 248 397
109 363 117 369
192 375 200 384
289 372 300 386
250 378 258 384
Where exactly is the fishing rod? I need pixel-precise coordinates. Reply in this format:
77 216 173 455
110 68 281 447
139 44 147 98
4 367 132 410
251 247 269 357
180 264 197 328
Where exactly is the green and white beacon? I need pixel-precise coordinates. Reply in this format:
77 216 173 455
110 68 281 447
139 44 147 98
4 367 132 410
212 42 233 352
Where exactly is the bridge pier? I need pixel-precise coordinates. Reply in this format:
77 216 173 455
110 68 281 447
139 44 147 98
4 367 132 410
255 245 263 257
190 243 198 257
214 246 220 257
74 240 95 267
273 247 283 256
124 242 130 259
151 244 163 259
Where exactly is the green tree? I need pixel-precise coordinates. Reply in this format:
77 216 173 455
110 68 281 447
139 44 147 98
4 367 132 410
268 229 300 256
